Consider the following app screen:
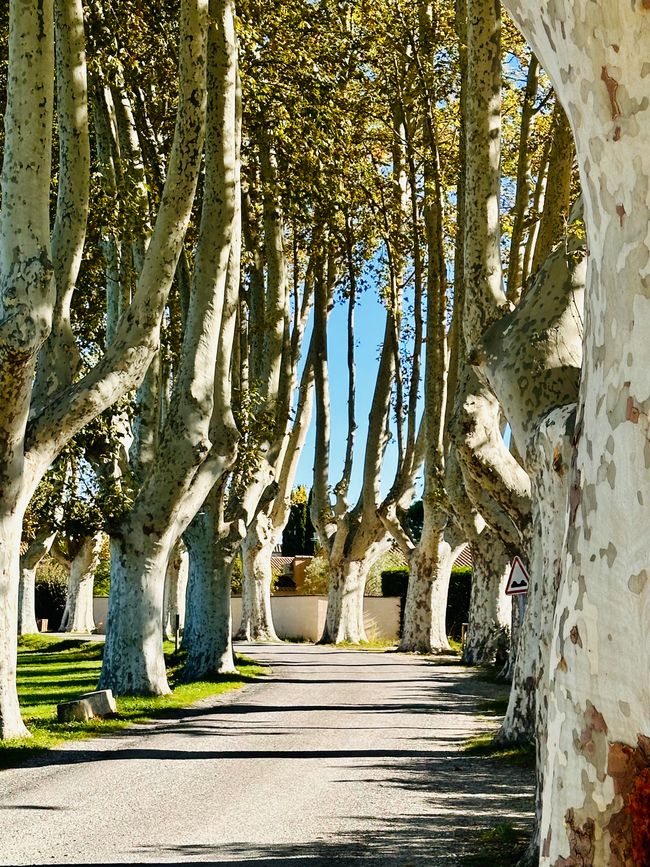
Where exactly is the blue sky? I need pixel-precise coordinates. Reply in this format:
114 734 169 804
293 288 421 502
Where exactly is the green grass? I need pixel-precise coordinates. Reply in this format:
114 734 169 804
333 638 398 651
462 823 529 866
1 635 265 770
463 730 536 767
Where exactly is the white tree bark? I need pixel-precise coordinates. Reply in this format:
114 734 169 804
183 509 236 679
238 515 280 643
100 529 172 695
18 529 58 635
162 542 188 641
462 529 510 666
100 0 239 697
0 0 209 738
500 3 650 862
0 0 56 739
59 533 103 633
398 529 462 654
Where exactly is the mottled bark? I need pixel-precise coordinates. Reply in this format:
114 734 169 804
462 529 510 666
0 0 56 740
321 558 370 645
0 0 208 737
499 4 650 862
59 534 103 633
237 516 280 643
99 0 238 696
483 236 584 747
399 527 462 654
183 510 236 680
99 529 172 695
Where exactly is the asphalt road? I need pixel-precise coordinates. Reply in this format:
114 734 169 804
0 644 533 866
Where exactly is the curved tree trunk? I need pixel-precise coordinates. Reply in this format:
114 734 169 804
183 511 236 680
99 529 171 696
60 533 103 633
462 529 510 666
237 522 279 642
162 542 188 641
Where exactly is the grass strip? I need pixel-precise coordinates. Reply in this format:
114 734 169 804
1 635 265 770
462 823 529 866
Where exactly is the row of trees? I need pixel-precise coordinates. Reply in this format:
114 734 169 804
1 0 648 862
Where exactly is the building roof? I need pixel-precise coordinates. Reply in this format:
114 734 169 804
455 546 473 569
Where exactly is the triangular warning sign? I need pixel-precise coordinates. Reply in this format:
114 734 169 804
505 556 530 595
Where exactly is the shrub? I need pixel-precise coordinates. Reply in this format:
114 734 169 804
93 537 111 597
448 566 472 640
301 553 330 595
379 564 473 640
35 556 68 629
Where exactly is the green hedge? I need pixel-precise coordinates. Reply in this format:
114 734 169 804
381 565 472 640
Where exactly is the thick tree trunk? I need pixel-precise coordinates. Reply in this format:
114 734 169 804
183 513 236 680
162 542 188 640
0 0 55 739
498 5 650 860
462 530 510 666
399 526 461 654
237 524 279 642
320 559 369 645
98 0 238 695
99 530 171 695
59 533 103 633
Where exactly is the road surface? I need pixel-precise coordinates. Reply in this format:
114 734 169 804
0 644 533 865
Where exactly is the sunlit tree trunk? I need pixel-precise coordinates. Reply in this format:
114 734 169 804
18 529 58 635
59 533 103 633
0 0 209 737
501 2 650 862
100 0 238 697
183 502 236 679
238 515 279 642
463 529 510 666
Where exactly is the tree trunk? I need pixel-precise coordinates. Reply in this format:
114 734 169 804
99 529 171 696
519 404 575 867
498 4 650 860
399 527 459 654
462 529 510 666
320 558 369 645
18 565 40 636
60 533 103 633
183 512 236 680
17 529 57 635
0 512 32 738
162 542 188 641
237 521 279 642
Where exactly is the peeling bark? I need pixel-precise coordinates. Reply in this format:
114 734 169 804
496 3 647 861
183 508 236 680
399 527 462 654
237 515 280 643
462 529 510 666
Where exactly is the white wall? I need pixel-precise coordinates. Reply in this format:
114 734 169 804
93 595 401 641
